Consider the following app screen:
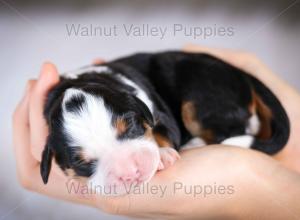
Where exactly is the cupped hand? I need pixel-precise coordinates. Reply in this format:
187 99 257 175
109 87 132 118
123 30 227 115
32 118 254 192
12 47 300 219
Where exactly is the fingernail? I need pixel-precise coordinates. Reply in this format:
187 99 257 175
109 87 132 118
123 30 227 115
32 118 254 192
92 58 105 65
38 62 59 86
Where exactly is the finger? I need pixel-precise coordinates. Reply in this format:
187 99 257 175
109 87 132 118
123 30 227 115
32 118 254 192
29 62 60 161
13 80 39 175
183 44 261 74
92 58 106 65
30 166 99 207
183 44 238 63
14 65 98 206
92 182 168 218
13 80 87 202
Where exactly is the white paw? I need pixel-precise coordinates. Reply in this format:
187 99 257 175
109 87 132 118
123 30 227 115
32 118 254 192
158 147 180 171
181 137 207 151
221 135 254 148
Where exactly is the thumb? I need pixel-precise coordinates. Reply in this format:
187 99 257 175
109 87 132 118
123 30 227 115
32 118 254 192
36 62 60 92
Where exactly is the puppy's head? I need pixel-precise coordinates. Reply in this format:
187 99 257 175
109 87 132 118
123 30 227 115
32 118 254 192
41 82 160 194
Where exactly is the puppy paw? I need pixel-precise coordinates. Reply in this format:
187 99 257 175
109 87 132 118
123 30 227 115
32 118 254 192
158 147 180 171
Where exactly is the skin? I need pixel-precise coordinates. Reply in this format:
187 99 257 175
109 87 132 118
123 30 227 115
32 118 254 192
12 45 300 219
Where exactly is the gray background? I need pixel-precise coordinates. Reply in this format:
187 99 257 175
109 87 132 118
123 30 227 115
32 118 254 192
1 0 299 219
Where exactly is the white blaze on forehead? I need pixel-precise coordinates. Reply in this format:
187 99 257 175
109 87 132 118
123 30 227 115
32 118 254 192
63 65 112 79
117 75 153 114
62 88 116 156
62 65 152 113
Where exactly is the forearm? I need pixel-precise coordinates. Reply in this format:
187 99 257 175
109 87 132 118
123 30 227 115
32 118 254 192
232 151 300 219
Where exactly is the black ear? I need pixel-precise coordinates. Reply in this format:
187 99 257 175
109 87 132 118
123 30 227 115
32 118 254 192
40 143 53 184
132 96 154 127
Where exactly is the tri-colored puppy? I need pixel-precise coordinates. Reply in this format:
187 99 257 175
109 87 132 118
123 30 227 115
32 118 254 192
41 51 290 194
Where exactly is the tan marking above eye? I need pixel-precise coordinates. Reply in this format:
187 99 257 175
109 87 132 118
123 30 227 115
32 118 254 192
115 117 128 135
181 101 214 144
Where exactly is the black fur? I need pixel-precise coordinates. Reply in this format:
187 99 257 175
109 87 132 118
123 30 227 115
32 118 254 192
113 51 290 150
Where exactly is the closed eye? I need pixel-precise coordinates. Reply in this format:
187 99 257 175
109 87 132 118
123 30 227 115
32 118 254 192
69 147 98 177
72 158 98 177
114 114 146 140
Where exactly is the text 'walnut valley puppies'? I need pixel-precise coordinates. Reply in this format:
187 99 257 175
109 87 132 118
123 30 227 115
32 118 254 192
41 51 290 195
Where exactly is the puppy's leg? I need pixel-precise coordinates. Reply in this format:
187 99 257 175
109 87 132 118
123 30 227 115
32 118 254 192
181 137 207 151
153 132 180 171
151 109 181 171
158 147 180 170
181 101 214 145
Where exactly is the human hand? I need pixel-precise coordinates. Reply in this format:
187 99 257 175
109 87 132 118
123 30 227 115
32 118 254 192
12 63 89 204
13 88 299 219
13 48 300 219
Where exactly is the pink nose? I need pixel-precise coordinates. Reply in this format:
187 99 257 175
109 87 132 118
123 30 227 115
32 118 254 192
119 170 141 183
105 147 159 190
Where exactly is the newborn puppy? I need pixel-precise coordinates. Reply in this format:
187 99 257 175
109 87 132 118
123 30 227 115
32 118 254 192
41 51 290 194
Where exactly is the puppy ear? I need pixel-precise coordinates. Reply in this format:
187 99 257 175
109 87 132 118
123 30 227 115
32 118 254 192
40 143 53 184
132 96 154 127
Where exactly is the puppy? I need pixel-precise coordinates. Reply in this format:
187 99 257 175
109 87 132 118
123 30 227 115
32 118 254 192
41 51 290 194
